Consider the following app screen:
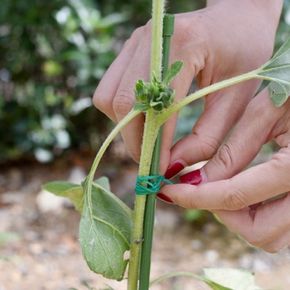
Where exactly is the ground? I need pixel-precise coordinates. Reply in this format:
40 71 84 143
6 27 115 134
1 158 290 290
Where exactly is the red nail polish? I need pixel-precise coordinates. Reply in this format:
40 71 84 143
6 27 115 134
165 161 185 179
157 193 173 204
180 169 202 185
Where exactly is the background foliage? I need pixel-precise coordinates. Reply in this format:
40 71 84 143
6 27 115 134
1 0 289 163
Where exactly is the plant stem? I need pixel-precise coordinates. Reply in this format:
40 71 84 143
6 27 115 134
127 0 165 289
87 110 141 181
139 14 175 290
84 109 141 206
127 110 160 290
150 0 165 80
158 69 261 124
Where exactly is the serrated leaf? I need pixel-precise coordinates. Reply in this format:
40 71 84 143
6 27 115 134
203 268 262 290
79 179 132 280
257 37 290 106
163 61 183 85
43 181 83 211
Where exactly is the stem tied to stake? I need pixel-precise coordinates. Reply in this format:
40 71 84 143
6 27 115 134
139 14 175 290
127 0 166 289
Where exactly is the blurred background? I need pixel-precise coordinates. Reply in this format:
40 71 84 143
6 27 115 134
1 0 290 289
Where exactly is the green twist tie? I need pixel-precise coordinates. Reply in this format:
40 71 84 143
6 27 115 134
135 175 173 196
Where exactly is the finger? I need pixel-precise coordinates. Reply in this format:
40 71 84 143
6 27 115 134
202 90 285 181
162 144 290 210
215 193 290 253
160 55 201 174
169 80 259 172
112 28 151 161
93 26 144 121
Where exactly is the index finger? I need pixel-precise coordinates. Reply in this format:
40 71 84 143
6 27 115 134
162 146 290 210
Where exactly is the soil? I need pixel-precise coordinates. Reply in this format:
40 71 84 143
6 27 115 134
1 158 290 290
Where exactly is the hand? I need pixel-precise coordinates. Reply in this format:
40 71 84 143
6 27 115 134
93 0 281 173
161 90 290 253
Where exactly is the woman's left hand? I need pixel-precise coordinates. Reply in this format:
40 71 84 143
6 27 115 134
161 90 290 252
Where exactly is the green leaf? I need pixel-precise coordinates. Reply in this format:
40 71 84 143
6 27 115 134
163 61 183 85
268 81 290 107
257 37 290 106
43 181 84 211
203 268 262 290
95 176 111 191
203 279 232 290
79 179 132 281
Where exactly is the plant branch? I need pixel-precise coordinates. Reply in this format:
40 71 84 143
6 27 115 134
87 109 141 181
158 69 261 124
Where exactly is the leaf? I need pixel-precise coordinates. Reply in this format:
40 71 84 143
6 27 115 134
43 181 84 211
203 279 232 290
95 176 111 191
269 81 290 107
203 268 262 290
257 37 290 107
163 61 183 85
254 80 269 97
79 178 132 280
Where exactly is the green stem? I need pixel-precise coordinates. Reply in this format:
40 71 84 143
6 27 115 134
87 109 141 181
127 1 165 288
158 69 261 124
127 110 160 290
139 14 175 290
84 109 141 206
150 0 165 81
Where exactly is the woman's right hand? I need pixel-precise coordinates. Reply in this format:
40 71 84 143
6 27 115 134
93 0 282 175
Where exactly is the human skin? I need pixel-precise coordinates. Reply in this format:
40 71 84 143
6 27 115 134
93 0 284 251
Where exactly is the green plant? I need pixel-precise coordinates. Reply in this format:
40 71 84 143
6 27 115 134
44 0 290 289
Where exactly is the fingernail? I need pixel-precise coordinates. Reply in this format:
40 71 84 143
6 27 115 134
180 169 202 185
157 193 174 204
165 160 185 179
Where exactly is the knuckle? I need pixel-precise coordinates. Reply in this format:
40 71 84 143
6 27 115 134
123 25 145 48
214 143 234 170
93 88 111 113
223 183 248 210
195 133 219 159
131 26 146 40
246 235 266 249
262 243 282 254
270 149 290 189
177 16 208 49
244 231 276 252
113 90 135 117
